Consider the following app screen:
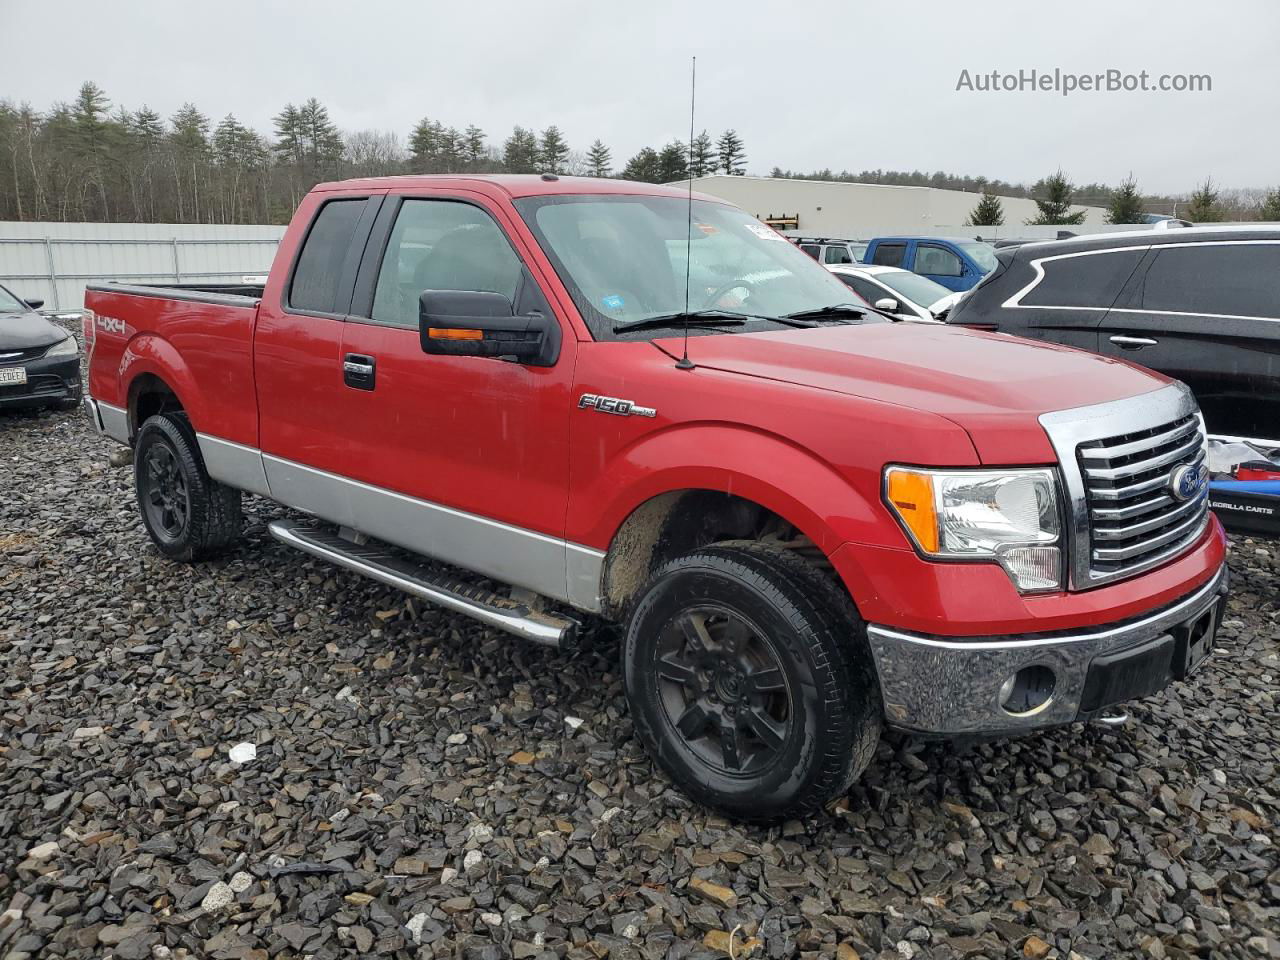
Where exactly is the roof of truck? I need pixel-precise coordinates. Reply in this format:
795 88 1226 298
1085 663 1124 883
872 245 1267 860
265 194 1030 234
313 174 724 202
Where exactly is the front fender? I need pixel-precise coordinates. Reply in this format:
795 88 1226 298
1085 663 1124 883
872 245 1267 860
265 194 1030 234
569 422 898 555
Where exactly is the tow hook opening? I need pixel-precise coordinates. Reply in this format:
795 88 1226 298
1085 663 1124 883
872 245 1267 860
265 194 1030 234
999 664 1056 716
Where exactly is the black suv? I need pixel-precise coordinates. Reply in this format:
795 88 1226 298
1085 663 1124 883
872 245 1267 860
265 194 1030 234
947 227 1280 443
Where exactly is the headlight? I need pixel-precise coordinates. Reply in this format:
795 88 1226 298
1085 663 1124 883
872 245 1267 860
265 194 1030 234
44 335 79 357
885 466 1062 592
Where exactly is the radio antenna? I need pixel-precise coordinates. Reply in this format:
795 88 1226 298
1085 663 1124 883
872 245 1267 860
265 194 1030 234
675 55 697 371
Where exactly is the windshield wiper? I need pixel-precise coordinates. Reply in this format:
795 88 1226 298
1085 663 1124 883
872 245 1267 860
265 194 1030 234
782 302 875 323
612 310 751 334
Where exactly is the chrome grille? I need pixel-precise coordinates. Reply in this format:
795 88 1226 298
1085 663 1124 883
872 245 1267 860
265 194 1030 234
1077 413 1208 580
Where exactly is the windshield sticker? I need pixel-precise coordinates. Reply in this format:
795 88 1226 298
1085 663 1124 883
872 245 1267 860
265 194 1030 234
745 222 786 242
601 294 626 310
695 222 718 236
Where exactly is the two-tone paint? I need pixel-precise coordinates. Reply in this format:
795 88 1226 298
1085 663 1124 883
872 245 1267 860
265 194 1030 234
84 175 1227 647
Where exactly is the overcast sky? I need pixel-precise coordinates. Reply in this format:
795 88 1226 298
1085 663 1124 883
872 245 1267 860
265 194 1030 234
6 0 1279 195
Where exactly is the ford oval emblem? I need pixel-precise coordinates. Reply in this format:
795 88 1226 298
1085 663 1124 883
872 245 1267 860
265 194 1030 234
1169 463 1206 502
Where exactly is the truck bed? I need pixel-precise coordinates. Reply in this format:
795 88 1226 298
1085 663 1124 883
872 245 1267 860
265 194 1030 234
84 281 262 449
86 281 265 305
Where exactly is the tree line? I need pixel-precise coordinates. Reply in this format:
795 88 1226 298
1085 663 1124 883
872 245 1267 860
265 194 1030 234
961 170 1280 227
2 82 1276 226
0 82 751 224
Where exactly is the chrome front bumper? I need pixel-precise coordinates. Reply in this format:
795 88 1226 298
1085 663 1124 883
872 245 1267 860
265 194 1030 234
865 564 1229 736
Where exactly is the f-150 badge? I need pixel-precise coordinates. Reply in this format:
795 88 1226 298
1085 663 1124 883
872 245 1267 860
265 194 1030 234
578 393 657 418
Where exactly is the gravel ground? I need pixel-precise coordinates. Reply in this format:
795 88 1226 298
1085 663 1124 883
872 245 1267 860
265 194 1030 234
2 367 1278 959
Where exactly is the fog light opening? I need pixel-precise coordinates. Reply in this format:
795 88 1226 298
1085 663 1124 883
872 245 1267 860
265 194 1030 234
999 664 1056 716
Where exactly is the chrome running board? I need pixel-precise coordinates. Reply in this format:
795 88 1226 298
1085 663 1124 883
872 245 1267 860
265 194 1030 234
268 520 578 648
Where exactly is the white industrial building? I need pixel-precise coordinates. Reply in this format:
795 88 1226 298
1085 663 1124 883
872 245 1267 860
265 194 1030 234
681 175 1109 239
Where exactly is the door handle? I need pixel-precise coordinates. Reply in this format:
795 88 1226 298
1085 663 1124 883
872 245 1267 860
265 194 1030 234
1109 335 1158 349
343 353 376 390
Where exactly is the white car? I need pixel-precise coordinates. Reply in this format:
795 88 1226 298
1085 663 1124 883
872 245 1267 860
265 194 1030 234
826 264 963 323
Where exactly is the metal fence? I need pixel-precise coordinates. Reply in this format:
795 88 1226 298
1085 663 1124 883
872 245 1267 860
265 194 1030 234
0 222 286 311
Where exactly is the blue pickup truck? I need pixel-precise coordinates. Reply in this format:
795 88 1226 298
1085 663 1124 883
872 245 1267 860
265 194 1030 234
862 236 997 292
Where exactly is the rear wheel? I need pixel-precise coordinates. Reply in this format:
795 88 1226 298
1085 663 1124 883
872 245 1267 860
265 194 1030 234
134 413 242 561
623 542 881 821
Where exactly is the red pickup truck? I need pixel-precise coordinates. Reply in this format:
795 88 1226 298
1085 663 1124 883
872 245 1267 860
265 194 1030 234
84 175 1228 820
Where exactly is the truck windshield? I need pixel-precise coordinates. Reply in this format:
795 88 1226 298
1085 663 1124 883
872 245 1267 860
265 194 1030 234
513 194 875 341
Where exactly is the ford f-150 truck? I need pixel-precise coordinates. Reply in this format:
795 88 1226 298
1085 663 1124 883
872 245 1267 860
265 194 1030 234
84 175 1228 821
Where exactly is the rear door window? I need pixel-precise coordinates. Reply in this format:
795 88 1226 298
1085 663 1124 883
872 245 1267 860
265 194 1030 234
289 198 369 314
871 243 907 267
1140 243 1280 318
823 245 853 264
1022 249 1146 308
799 244 821 260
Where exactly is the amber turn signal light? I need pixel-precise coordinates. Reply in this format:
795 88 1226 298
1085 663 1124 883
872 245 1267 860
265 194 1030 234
885 468 939 553
428 328 484 341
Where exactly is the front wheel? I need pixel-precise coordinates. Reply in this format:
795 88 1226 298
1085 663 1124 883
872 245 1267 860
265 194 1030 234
134 413 242 561
623 542 881 821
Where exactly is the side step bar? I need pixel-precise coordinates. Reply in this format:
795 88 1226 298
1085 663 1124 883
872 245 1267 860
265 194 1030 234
268 520 578 648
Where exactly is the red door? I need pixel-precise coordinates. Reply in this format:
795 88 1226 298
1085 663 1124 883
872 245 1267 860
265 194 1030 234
330 191 580 598
254 190 384 478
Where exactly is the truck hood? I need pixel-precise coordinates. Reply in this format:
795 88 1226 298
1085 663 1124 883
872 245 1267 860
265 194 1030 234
659 323 1170 464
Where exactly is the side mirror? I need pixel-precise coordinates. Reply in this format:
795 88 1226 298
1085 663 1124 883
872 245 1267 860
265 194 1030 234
24 298 44 310
874 297 900 313
419 290 557 366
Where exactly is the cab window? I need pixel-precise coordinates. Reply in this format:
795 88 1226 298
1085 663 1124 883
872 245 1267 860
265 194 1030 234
370 199 523 328
914 244 963 277
823 245 853 264
871 243 906 267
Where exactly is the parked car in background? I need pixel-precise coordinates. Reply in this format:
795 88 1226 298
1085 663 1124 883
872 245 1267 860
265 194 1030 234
791 236 868 265
863 236 997 291
827 264 961 322
946 227 1280 444
0 283 81 412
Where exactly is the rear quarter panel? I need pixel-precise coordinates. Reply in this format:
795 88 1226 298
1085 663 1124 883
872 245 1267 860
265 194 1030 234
86 288 259 445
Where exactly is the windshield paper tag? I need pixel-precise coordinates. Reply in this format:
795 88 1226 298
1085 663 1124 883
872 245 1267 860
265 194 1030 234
745 222 785 242
601 294 625 310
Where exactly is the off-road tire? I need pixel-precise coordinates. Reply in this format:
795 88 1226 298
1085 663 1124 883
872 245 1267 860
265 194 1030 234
623 540 881 821
134 412 242 561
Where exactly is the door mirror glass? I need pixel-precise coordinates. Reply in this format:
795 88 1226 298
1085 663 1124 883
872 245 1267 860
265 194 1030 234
419 290 555 366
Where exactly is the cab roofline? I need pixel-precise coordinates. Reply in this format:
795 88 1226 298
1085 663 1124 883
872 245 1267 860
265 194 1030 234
310 173 726 203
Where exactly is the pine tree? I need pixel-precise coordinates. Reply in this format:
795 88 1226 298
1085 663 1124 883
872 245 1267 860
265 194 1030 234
297 98 343 171
1186 178 1222 222
463 125 487 167
408 117 442 170
586 139 612 177
1026 170 1087 225
1106 175 1144 224
539 126 569 174
621 147 661 183
71 81 113 217
716 129 746 175
1261 187 1280 222
503 126 540 173
656 142 688 183
689 131 714 177
965 191 1005 227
